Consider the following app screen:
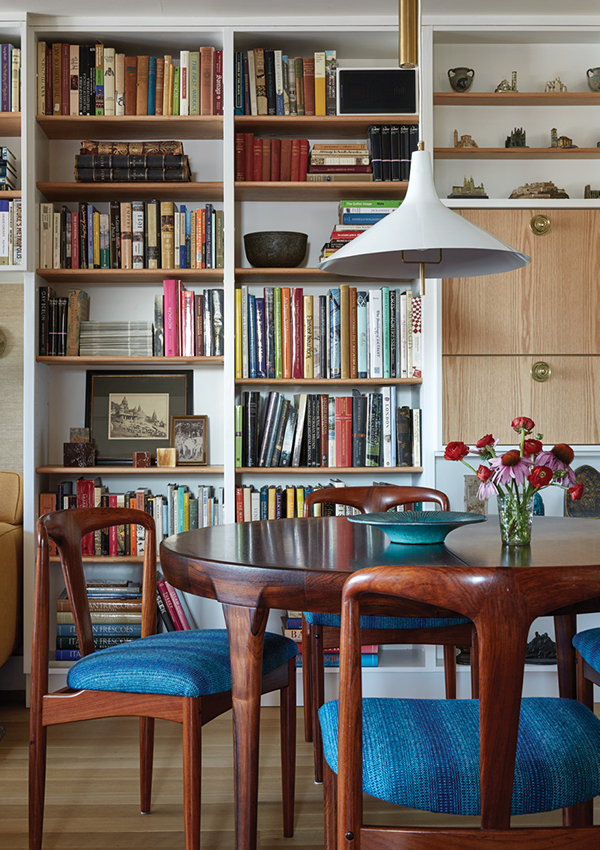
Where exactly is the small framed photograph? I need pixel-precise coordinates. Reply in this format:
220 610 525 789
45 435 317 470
85 370 193 465
171 415 208 466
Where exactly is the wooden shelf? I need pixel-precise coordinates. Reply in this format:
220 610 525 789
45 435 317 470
236 378 422 386
37 465 225 474
37 181 223 201
0 189 20 199
234 115 418 138
235 181 406 201
37 356 224 365
36 268 224 283
235 267 357 282
36 115 223 140
0 112 21 136
435 147 600 160
434 92 600 107
236 466 423 474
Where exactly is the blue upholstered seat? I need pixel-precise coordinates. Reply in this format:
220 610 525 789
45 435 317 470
573 628 600 670
319 697 600 816
68 630 298 698
304 611 470 629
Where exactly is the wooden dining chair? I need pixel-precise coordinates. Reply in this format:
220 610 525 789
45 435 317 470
301 485 476 782
30 507 298 850
319 563 600 850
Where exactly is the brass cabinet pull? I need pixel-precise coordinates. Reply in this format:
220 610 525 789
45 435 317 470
531 361 551 382
529 214 551 235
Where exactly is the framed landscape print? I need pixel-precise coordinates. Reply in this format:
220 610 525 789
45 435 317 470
170 415 208 465
85 370 193 464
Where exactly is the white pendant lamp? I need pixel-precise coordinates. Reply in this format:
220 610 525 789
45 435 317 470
317 145 531 294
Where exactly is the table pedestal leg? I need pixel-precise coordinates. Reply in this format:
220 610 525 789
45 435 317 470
223 604 269 850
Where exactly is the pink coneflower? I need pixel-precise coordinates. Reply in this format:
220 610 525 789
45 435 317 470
490 450 532 487
477 479 498 500
536 444 576 486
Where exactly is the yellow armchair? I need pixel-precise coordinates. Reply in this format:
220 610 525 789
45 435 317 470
0 471 23 668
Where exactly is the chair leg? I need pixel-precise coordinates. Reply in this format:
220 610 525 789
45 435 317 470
302 616 313 742
470 630 480 699
310 623 326 784
323 759 337 850
280 658 297 837
182 698 202 850
29 714 47 850
443 644 457 699
139 716 155 814
577 652 594 711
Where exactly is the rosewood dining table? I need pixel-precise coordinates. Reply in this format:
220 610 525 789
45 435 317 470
160 514 600 850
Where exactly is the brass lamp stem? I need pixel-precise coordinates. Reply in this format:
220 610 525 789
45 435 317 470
419 262 425 296
399 0 419 68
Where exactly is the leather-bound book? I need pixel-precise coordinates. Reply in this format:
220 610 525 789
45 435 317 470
302 56 315 116
124 56 137 115
136 55 149 116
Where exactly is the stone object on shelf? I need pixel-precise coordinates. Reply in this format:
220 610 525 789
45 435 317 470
243 231 308 268
464 475 486 515
544 76 567 92
495 71 518 92
447 175 488 199
586 67 600 91
585 184 600 199
133 451 152 467
453 129 478 148
69 427 90 444
509 181 570 199
447 67 475 92
63 442 96 467
505 127 527 147
156 447 177 467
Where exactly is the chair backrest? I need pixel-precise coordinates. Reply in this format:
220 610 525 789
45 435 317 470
303 485 450 517
33 508 156 698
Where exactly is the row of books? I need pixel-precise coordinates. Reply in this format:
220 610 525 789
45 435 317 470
158 280 224 357
0 146 17 189
368 124 420 182
306 143 372 181
235 134 309 182
0 45 20 113
320 199 402 261
234 48 337 117
39 479 225 558
0 198 22 265
37 43 223 117
73 153 192 183
236 285 422 382
54 577 197 661
281 612 379 668
38 201 224 270
236 389 422 469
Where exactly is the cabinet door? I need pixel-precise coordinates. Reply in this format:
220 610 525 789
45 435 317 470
442 209 600 355
443 355 600 445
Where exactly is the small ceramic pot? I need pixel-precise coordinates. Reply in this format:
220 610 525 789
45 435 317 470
587 68 600 92
448 67 475 92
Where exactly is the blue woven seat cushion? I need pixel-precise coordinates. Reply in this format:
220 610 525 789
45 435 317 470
304 611 470 629
67 629 298 698
573 628 600 670
319 697 600 815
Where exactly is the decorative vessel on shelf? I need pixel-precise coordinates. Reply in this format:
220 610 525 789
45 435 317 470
447 67 475 92
586 67 600 92
444 416 584 546
243 231 308 268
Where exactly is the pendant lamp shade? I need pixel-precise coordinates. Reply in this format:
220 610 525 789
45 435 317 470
318 150 531 280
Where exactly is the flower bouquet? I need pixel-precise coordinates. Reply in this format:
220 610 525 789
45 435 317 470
445 417 584 546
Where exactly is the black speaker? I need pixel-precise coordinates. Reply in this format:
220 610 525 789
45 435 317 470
336 68 417 115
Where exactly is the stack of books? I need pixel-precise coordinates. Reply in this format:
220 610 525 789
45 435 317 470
367 124 419 181
37 44 223 116
0 197 22 265
39 480 225 559
0 44 20 112
156 574 196 631
74 154 191 183
234 48 337 116
234 133 309 181
79 321 154 357
320 199 401 261
236 389 422 469
0 146 17 189
307 143 372 183
280 611 378 668
39 197 224 271
159 280 224 357
236 282 421 382
55 580 143 661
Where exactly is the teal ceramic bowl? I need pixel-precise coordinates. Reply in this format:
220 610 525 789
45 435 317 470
347 511 487 545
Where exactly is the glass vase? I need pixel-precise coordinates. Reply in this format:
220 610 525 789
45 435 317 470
497 494 534 546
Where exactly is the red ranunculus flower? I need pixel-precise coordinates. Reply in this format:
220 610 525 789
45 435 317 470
528 465 553 488
569 483 585 501
512 417 535 433
476 465 492 482
444 441 470 461
476 434 495 449
552 443 575 465
523 439 543 457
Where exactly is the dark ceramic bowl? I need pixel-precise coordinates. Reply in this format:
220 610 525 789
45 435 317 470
244 231 308 268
